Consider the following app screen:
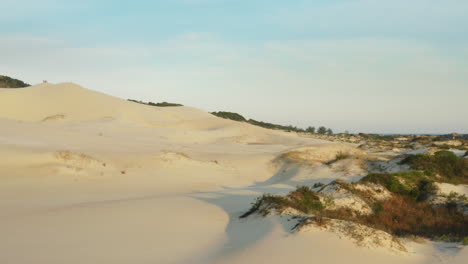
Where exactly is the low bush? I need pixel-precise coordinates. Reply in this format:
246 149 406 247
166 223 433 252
400 151 468 184
359 171 436 201
240 186 324 218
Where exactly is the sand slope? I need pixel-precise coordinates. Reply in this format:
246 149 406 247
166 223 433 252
0 83 466 264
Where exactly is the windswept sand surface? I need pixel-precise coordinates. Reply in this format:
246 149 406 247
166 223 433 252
0 83 466 264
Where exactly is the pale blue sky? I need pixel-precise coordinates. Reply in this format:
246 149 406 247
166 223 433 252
1 0 467 133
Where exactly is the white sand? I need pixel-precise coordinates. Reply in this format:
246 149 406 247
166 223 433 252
0 83 466 263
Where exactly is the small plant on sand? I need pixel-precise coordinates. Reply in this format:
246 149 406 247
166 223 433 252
240 186 324 218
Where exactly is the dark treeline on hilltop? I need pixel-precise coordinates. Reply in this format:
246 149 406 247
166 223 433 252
211 111 334 134
128 99 183 107
0 75 30 88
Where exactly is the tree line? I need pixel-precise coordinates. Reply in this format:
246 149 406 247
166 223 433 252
211 111 334 134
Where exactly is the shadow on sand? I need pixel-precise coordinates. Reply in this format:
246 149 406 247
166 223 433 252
187 162 338 263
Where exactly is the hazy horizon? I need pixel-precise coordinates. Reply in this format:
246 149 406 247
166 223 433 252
1 0 467 134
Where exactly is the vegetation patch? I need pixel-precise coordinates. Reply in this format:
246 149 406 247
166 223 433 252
240 186 324 218
242 179 468 244
400 151 468 184
128 99 183 107
359 171 437 201
210 110 334 134
0 75 30 88
211 111 246 121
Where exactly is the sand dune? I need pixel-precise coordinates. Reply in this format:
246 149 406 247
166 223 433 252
0 83 466 264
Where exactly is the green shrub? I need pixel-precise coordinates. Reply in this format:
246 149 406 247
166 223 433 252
240 186 324 218
360 171 436 201
0 75 30 88
289 186 324 213
401 151 468 184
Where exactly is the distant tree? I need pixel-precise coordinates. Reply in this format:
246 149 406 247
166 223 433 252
344 130 350 134
318 126 327 134
306 126 316 133
326 128 333 135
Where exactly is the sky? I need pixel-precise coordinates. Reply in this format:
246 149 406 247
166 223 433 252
1 0 467 134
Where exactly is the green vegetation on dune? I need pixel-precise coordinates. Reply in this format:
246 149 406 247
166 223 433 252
243 178 468 242
127 99 183 107
360 171 437 201
240 186 324 218
400 151 468 184
211 111 246 121
0 75 30 88
242 151 468 242
211 110 334 134
247 118 305 132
